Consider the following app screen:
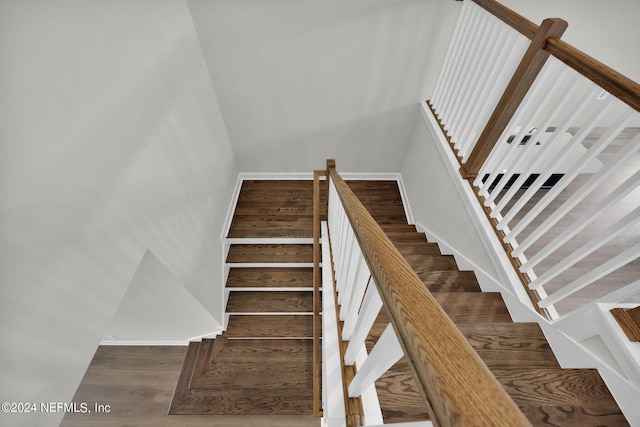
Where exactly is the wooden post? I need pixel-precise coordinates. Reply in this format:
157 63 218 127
312 169 324 417
611 306 640 342
459 17 568 179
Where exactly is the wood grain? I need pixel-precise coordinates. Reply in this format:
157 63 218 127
462 18 568 178
226 244 313 263
328 163 531 427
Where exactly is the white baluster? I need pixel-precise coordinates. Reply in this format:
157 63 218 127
348 323 404 398
516 133 640 261
449 11 492 147
530 204 640 290
491 68 579 210
497 98 635 230
344 280 383 366
522 167 640 272
460 29 528 160
441 4 482 127
342 264 371 340
539 241 640 308
433 0 472 109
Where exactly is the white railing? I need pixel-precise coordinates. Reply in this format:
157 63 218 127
322 179 428 427
474 57 640 318
429 0 640 320
431 0 529 161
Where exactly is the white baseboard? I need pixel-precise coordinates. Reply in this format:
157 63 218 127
99 328 223 346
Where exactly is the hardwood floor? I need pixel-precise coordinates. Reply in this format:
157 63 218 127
60 346 318 427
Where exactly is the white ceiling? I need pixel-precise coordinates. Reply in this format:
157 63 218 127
186 0 460 173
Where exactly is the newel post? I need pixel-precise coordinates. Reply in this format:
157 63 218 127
459 17 568 179
611 306 640 342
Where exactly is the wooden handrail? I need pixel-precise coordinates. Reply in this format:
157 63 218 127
472 0 538 40
545 38 640 113
327 160 531 427
474 0 640 113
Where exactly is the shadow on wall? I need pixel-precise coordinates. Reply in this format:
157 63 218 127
0 6 238 426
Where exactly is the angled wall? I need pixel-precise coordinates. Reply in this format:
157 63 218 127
0 1 237 426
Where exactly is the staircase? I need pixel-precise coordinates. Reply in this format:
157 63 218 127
169 180 322 418
171 178 628 426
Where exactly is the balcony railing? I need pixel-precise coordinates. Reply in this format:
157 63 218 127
429 0 640 321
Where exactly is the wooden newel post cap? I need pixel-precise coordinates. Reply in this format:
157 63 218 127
326 159 336 170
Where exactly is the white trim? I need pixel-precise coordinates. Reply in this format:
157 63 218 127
239 172 315 180
340 172 400 180
100 340 191 346
226 237 315 245
221 174 244 241
366 422 433 427
225 287 313 292
226 312 313 316
99 329 222 346
226 262 315 268
597 303 640 385
395 175 415 225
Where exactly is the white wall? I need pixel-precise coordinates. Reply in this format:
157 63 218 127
187 0 461 173
103 250 222 344
500 0 640 83
401 107 501 282
0 1 237 426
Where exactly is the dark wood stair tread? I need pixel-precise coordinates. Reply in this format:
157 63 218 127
374 358 430 424
393 240 442 256
420 270 482 292
226 291 313 313
226 244 313 263
226 267 313 288
170 387 313 415
457 323 560 368
225 314 313 338
494 368 621 407
432 292 512 323
407 255 459 272
519 404 629 426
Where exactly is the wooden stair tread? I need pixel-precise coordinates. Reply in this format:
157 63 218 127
374 358 430 424
226 267 313 288
406 255 459 272
393 240 442 256
493 368 621 407
170 387 313 415
226 291 313 313
226 244 313 263
171 337 314 415
432 292 512 323
225 314 313 338
380 224 417 233
420 270 482 292
519 404 629 426
457 323 560 368
168 341 200 415
385 231 428 242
